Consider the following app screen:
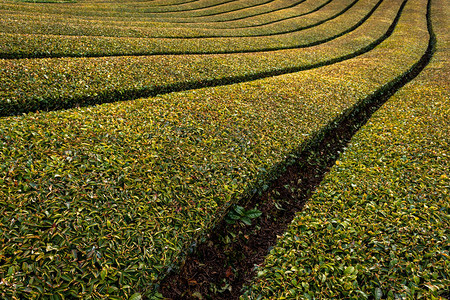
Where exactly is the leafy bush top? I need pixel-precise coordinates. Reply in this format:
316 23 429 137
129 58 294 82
243 0 449 298
0 0 404 116
0 0 430 296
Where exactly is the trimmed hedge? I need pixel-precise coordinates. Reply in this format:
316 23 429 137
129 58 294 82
0 0 404 116
242 0 449 299
0 0 432 298
0 68 368 299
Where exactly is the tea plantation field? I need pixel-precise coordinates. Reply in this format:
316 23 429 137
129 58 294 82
0 0 448 299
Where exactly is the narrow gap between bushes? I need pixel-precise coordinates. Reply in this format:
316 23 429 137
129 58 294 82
159 0 436 297
1 0 402 118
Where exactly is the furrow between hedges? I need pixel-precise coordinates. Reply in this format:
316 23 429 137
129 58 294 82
159 0 435 297
0 0 402 117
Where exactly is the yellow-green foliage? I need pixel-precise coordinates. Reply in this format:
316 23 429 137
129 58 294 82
243 0 449 299
0 0 430 297
181 0 332 26
0 0 445 298
0 0 403 116
0 0 329 29
0 0 317 23
0 0 379 57
0 0 346 37
0 62 372 299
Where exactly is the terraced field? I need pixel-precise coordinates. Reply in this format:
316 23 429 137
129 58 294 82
0 0 447 299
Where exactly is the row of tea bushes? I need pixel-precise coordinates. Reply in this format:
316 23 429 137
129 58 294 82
0 0 381 58
0 66 374 299
0 0 403 117
0 0 350 38
242 0 449 299
0 0 430 297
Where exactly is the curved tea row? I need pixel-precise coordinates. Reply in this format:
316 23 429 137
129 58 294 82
0 0 403 116
0 0 438 298
1 0 382 58
243 0 449 298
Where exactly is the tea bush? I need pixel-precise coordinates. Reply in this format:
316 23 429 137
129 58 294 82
0 0 431 297
243 0 449 298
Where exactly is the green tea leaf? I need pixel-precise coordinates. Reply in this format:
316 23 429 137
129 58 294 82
129 293 142 300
